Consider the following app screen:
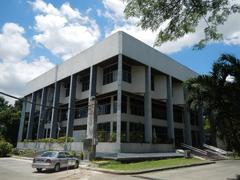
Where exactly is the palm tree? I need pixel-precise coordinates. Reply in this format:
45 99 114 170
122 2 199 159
185 54 240 154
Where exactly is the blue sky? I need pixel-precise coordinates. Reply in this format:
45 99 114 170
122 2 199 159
0 0 240 98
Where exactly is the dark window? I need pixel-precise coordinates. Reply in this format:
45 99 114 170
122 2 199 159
113 95 127 113
98 97 111 115
174 128 184 147
123 64 131 83
174 107 183 123
121 121 127 142
152 102 167 119
81 75 90 91
59 109 68 122
152 126 168 143
190 111 198 125
97 122 110 142
75 104 88 118
65 84 70 97
130 97 144 116
151 75 155 91
129 122 144 143
103 64 118 85
74 125 87 131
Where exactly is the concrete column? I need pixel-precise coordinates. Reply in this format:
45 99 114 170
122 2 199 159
66 74 77 137
26 92 37 140
166 75 175 144
50 81 61 138
110 96 114 114
37 87 48 139
144 66 152 143
198 106 204 146
87 66 97 139
18 98 26 142
110 121 113 135
116 54 122 147
183 88 192 145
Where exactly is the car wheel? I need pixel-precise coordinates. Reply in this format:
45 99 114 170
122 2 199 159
36 168 42 172
54 163 60 172
74 161 79 169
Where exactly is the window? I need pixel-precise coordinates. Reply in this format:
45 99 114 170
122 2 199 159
175 128 184 147
75 104 88 118
152 102 167 119
81 75 90 91
103 64 118 85
129 122 144 143
65 84 70 97
113 95 127 113
74 125 87 131
152 126 168 143
98 98 111 115
97 122 110 142
123 64 131 83
59 109 68 122
121 121 127 142
190 111 198 125
151 75 155 91
174 107 183 123
130 97 144 116
103 63 132 85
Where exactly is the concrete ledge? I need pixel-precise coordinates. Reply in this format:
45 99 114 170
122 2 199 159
11 156 33 161
79 161 215 175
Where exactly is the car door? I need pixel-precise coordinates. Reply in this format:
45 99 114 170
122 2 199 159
57 152 67 168
64 152 74 167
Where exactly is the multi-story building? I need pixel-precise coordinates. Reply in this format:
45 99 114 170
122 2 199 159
17 31 204 153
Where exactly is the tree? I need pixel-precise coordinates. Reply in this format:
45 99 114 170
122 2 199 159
185 54 240 153
0 97 21 146
124 0 240 49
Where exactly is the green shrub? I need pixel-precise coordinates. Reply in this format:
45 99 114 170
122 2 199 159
109 133 116 142
80 151 84 160
12 148 20 155
0 140 13 157
69 150 77 157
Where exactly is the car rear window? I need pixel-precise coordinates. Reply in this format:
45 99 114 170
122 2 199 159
41 152 57 157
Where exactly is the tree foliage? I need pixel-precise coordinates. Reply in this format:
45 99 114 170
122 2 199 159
0 97 21 146
185 54 240 153
124 0 240 48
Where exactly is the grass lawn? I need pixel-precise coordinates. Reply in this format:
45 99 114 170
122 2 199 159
98 158 205 171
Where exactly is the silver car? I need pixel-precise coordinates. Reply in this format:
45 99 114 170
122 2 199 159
32 151 79 172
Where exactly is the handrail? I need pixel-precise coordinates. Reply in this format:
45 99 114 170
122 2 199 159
181 143 207 155
203 144 227 155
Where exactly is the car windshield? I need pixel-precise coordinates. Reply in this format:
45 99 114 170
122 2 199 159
40 152 57 157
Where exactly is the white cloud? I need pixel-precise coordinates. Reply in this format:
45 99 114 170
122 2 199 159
31 0 100 60
0 23 54 102
0 23 30 62
100 0 240 54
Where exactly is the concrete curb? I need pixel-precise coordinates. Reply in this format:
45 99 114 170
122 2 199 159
12 156 33 161
79 161 215 175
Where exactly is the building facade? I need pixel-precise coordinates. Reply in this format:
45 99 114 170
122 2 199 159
17 31 204 153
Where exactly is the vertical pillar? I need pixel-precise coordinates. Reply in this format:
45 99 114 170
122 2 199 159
18 98 26 142
166 75 175 144
66 74 77 137
26 92 36 139
183 88 192 145
50 82 61 138
116 54 122 148
144 66 152 143
87 66 97 139
37 87 48 139
198 106 204 146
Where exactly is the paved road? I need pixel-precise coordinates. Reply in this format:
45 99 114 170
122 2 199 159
0 158 239 180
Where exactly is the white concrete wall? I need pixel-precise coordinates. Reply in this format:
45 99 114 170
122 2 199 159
121 143 174 153
122 66 145 93
173 82 184 105
151 75 167 100
24 31 197 96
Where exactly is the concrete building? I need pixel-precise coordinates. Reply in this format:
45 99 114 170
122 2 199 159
17 31 204 153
